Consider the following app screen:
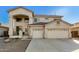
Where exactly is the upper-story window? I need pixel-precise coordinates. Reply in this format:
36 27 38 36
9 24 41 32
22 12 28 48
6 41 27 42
25 17 29 20
16 18 22 22
54 19 60 24
34 18 38 22
45 18 49 20
24 18 29 23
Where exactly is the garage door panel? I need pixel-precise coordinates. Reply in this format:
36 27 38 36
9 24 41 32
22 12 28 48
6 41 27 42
47 29 69 38
32 29 43 38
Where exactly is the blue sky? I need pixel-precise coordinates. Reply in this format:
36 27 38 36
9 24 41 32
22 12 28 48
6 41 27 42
0 6 79 25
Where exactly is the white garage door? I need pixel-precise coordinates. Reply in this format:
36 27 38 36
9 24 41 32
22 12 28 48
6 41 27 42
32 29 43 38
47 29 69 38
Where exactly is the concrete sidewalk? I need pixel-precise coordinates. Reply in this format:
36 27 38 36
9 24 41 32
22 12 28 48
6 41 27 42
26 39 79 52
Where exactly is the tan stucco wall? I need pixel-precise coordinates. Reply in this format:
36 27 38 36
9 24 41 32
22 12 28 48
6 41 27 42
71 28 79 31
45 20 70 29
34 16 62 22
34 17 54 22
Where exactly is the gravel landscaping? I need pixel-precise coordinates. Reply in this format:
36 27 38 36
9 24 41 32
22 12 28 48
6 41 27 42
0 38 31 52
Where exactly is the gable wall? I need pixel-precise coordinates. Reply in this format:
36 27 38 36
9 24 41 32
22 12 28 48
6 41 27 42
45 20 71 29
9 8 33 17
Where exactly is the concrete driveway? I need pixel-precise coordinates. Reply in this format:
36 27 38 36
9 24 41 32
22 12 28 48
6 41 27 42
26 39 79 52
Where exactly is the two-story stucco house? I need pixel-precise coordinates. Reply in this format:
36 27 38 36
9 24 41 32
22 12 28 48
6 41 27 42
8 7 72 39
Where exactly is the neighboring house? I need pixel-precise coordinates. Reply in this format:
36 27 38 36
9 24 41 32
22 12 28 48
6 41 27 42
0 24 9 37
71 22 79 38
8 7 72 39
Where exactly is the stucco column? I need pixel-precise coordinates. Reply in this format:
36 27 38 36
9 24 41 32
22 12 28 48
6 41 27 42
44 26 47 39
9 16 14 37
29 17 34 24
13 18 16 32
22 18 26 32
19 30 22 38
69 29 72 38
29 26 32 39
43 25 45 39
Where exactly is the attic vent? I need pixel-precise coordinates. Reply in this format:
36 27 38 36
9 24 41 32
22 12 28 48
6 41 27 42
57 20 60 24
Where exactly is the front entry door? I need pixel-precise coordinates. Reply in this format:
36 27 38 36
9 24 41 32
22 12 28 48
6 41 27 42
22 28 29 39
